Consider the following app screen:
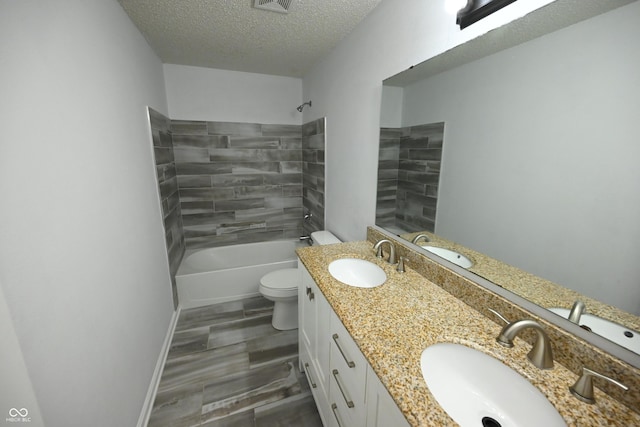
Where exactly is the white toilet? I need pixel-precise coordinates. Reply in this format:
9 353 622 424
259 230 341 330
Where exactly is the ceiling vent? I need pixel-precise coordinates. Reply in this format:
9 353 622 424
253 0 293 14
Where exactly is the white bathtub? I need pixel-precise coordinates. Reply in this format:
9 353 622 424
176 240 302 309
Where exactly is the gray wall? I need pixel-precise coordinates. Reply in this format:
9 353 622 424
0 1 174 425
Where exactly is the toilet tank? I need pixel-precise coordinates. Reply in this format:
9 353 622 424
310 230 341 246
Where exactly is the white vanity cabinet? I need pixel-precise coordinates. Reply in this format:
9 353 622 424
298 260 332 425
298 262 409 427
365 365 410 427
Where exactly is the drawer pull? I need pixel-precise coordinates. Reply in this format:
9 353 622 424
332 333 356 368
331 403 344 427
306 286 311 296
306 287 315 301
303 362 317 389
332 369 354 408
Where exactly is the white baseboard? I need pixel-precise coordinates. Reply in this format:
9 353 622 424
136 305 181 427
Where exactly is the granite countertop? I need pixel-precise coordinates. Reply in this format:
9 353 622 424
401 231 640 333
296 241 640 427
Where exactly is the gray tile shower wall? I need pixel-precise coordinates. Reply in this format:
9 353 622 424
376 127 402 230
397 123 443 232
301 118 326 236
376 123 444 233
149 108 185 309
173 120 306 249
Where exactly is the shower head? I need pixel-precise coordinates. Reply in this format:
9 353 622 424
296 100 312 112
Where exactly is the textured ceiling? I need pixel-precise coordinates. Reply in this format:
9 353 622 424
118 0 382 77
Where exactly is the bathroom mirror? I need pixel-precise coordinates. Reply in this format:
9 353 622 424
377 0 640 364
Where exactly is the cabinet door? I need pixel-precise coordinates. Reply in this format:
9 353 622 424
299 262 332 420
315 285 332 394
300 350 330 426
365 365 410 427
299 261 316 360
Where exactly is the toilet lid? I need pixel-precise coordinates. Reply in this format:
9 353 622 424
260 268 299 289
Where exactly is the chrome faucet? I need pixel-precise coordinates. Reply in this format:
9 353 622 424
299 235 313 246
411 234 430 245
568 300 586 324
497 319 554 369
373 239 397 264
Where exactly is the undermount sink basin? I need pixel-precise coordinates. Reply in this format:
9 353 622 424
548 308 640 354
328 258 387 288
421 246 473 268
420 343 566 427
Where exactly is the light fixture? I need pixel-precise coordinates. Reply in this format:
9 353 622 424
445 0 470 15
456 0 519 29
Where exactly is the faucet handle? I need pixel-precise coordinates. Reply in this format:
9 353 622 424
396 257 406 273
488 308 510 326
570 367 628 404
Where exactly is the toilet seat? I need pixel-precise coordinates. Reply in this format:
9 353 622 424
259 268 299 298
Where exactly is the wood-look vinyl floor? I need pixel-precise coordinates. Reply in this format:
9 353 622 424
148 296 323 427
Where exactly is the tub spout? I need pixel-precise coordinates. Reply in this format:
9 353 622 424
300 235 313 246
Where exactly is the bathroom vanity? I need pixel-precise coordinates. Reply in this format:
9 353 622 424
298 262 407 426
296 233 640 426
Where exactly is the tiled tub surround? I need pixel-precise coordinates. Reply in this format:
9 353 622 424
376 123 444 234
149 108 186 309
367 226 640 415
173 120 307 249
302 118 326 236
297 239 640 426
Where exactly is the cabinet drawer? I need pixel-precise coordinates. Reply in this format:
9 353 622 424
330 312 367 402
328 399 349 427
329 368 366 427
329 313 367 426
